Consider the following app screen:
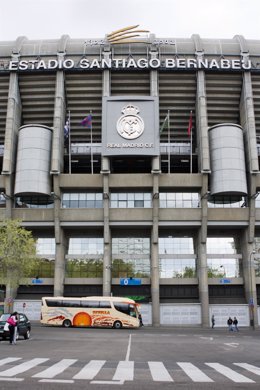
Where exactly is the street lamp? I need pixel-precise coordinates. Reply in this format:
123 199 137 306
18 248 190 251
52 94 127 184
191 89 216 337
249 250 256 328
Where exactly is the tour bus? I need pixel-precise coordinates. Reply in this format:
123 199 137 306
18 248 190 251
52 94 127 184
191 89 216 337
41 296 141 329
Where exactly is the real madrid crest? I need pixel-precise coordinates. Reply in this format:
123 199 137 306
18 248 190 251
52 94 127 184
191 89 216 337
117 104 144 140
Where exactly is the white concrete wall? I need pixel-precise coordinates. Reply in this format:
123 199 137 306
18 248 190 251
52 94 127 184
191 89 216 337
209 304 250 327
14 300 42 320
13 300 256 327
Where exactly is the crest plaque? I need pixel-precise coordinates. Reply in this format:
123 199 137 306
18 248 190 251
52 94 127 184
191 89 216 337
117 105 144 140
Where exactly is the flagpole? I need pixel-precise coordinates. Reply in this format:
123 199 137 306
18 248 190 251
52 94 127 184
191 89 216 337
189 110 193 174
190 127 193 173
168 110 170 174
90 110 93 175
68 110 71 174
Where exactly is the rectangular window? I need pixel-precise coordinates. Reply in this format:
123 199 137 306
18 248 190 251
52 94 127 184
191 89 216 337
159 193 199 208
110 193 152 208
62 193 103 208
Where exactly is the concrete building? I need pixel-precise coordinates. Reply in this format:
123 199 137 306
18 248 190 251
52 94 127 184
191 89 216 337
1 31 260 326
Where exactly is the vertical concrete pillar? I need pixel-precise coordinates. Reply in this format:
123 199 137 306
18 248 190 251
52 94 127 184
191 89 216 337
102 49 111 296
241 229 258 328
192 40 211 327
151 172 160 326
3 175 14 219
198 176 210 327
52 65 66 296
54 228 67 296
51 66 66 174
53 177 67 296
2 71 22 218
238 45 258 326
191 35 210 174
197 235 209 327
2 72 21 175
196 69 210 173
150 49 160 326
238 40 258 174
102 170 111 296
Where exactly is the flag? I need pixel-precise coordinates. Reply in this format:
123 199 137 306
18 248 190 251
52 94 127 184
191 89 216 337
81 114 92 128
187 111 192 137
160 113 169 134
64 118 70 139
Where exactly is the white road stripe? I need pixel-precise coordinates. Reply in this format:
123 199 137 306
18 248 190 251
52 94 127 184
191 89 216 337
0 358 22 366
91 380 124 385
0 358 49 377
177 362 214 382
33 359 77 378
0 378 24 382
39 379 74 383
234 363 260 376
148 361 173 382
125 335 132 361
113 361 134 381
73 360 106 380
205 363 255 383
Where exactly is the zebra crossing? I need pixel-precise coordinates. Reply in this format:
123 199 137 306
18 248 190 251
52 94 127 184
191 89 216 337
0 357 259 384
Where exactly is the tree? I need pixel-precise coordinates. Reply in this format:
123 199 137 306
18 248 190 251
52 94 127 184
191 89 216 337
207 267 224 278
182 266 196 278
0 219 37 293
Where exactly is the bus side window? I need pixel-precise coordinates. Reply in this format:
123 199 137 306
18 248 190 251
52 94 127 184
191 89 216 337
81 300 100 308
46 299 62 307
100 301 111 308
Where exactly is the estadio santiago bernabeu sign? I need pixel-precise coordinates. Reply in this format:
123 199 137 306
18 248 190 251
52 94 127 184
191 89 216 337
6 25 252 72
8 57 251 72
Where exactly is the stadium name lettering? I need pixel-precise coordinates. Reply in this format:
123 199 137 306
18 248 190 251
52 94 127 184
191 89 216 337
8 58 252 71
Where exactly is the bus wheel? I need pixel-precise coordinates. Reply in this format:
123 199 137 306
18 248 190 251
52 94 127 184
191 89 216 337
113 321 122 329
62 319 72 328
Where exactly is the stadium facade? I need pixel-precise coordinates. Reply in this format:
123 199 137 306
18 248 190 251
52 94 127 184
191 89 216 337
1 29 260 326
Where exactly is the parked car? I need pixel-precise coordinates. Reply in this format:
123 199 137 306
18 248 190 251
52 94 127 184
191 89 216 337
0 313 31 340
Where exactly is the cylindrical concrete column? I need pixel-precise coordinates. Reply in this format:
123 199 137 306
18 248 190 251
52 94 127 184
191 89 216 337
208 123 247 196
14 124 53 196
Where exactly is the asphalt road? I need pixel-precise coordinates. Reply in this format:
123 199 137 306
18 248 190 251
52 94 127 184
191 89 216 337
0 323 260 389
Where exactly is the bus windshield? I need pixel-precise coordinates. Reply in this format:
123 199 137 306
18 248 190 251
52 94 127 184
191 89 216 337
41 296 141 329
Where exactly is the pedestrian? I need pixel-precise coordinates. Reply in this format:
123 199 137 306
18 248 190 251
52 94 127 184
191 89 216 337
211 314 215 328
233 317 239 331
227 316 233 331
7 312 18 344
138 313 144 327
13 313 19 343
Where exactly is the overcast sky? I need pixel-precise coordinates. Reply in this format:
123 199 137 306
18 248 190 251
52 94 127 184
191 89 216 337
1 0 260 41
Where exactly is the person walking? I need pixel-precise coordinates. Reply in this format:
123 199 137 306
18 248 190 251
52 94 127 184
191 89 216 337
211 314 215 329
227 317 233 331
233 317 239 331
7 312 18 344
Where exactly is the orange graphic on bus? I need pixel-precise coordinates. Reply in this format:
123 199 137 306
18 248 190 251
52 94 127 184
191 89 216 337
73 312 92 326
